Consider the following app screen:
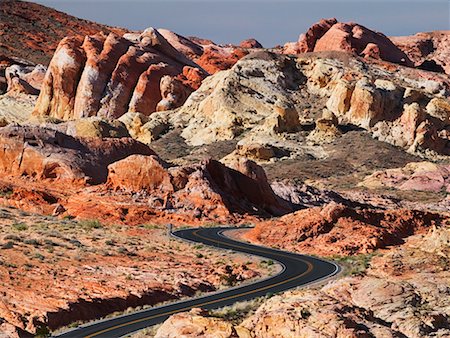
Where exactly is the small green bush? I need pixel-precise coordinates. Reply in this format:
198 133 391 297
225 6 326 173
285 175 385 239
12 223 28 231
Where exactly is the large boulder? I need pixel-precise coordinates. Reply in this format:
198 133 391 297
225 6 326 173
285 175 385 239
108 154 173 193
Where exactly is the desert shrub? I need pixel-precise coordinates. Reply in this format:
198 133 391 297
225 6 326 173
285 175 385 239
78 219 103 231
331 252 378 276
12 223 28 231
1 241 14 249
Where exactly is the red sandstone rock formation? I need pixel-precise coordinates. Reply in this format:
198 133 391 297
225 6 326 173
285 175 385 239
108 155 292 218
284 18 413 67
195 46 249 74
244 202 445 256
0 125 155 185
0 125 292 224
391 31 450 74
240 39 263 49
33 28 208 120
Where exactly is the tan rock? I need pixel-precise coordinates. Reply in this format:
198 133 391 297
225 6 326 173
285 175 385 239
347 78 384 128
107 155 173 193
326 80 354 115
426 97 450 123
119 112 169 144
65 117 129 138
156 75 192 112
155 309 237 338
307 109 341 143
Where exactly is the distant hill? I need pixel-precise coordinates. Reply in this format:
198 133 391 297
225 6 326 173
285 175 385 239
0 0 128 65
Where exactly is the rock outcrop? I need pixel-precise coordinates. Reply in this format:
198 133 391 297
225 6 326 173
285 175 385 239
284 18 413 67
33 28 207 120
391 31 450 74
360 161 450 193
158 51 449 160
0 124 294 223
244 202 446 256
108 155 292 217
5 64 46 95
0 124 155 185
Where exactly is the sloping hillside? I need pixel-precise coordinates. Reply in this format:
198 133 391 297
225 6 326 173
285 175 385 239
0 0 128 65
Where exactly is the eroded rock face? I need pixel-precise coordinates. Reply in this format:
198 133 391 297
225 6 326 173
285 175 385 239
244 202 445 256
240 39 263 49
155 308 237 338
107 155 292 217
391 31 450 74
5 64 46 96
0 125 155 185
284 18 412 67
33 29 207 120
108 155 173 193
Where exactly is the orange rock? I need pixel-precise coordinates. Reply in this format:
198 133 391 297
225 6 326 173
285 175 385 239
107 155 173 193
239 39 263 49
33 36 86 120
73 33 132 118
128 63 178 115
391 31 450 74
296 18 338 53
195 46 249 74
0 125 155 186
244 203 446 256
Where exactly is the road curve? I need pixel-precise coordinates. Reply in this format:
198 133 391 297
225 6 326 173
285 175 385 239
55 227 339 338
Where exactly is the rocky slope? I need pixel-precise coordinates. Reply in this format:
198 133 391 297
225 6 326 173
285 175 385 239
155 225 450 338
360 161 450 193
0 206 267 337
0 0 127 65
0 124 332 224
243 202 447 256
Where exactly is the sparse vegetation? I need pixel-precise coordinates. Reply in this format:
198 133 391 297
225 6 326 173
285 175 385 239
331 252 379 276
78 219 103 231
12 222 28 231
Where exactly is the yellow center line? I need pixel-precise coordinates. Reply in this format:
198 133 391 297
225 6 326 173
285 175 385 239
83 229 314 338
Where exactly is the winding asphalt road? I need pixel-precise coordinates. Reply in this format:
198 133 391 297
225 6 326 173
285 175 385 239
55 227 339 338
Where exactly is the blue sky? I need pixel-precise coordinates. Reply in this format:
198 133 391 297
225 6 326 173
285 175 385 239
33 0 450 47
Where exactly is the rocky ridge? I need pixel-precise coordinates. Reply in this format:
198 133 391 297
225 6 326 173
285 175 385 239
243 202 447 256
